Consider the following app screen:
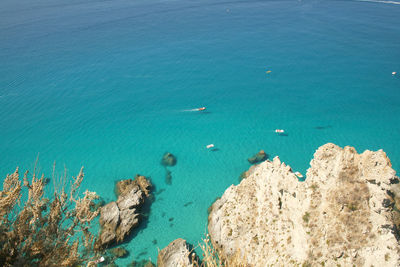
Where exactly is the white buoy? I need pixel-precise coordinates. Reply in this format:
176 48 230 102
206 144 215 149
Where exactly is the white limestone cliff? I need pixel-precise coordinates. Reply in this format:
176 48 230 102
208 143 400 266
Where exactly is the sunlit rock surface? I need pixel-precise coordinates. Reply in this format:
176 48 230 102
157 238 197 267
208 143 400 266
99 175 152 247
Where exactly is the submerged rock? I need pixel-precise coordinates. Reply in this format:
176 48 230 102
208 143 400 266
128 260 155 267
110 247 128 258
247 150 267 164
157 238 197 267
161 152 177 167
98 175 152 247
165 169 172 185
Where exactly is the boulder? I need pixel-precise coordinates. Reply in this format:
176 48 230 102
110 247 128 258
116 186 143 210
115 175 151 197
247 150 267 164
134 175 152 197
161 152 177 167
98 175 152 247
157 238 197 267
99 202 120 228
208 143 400 266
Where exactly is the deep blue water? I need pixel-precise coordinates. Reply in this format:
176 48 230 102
1 0 400 264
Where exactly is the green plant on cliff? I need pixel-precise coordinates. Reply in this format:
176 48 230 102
0 167 100 266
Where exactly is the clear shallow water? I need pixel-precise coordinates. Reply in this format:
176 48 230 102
1 0 400 264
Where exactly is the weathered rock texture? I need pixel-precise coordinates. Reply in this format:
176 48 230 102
157 238 197 267
98 175 152 247
208 143 400 266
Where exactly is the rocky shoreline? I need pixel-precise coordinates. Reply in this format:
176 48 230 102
207 143 400 266
99 143 400 266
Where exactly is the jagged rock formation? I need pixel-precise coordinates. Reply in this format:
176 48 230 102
157 238 197 267
98 175 152 247
208 143 400 266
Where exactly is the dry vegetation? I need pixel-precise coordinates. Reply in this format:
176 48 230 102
195 235 250 267
305 163 372 265
0 167 101 266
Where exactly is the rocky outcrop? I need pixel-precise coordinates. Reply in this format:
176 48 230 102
157 238 197 267
208 143 400 266
161 152 177 167
98 175 152 247
247 150 267 164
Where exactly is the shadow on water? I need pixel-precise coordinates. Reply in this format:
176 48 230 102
154 188 165 196
314 125 332 130
210 148 220 152
278 133 288 137
184 201 193 207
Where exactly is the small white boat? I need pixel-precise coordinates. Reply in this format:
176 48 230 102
94 257 105 264
275 129 284 133
294 171 303 178
206 144 215 149
392 71 397 76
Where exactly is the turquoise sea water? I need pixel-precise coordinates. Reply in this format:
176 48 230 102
1 0 400 264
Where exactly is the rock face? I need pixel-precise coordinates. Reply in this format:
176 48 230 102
247 150 268 164
157 239 196 267
208 143 400 266
99 175 152 247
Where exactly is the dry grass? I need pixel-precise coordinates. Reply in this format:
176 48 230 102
0 167 101 266
304 163 372 265
194 235 250 267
